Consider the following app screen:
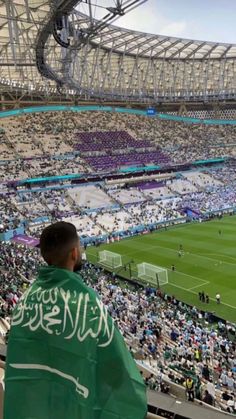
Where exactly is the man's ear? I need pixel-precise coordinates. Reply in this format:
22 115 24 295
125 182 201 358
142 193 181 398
71 247 78 261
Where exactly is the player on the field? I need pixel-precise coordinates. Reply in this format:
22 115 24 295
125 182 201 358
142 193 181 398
201 291 205 303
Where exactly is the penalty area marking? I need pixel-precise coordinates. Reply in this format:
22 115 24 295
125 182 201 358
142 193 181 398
169 269 209 291
169 269 210 289
188 281 210 291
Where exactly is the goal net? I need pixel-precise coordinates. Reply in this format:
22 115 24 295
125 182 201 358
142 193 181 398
98 250 122 269
137 262 168 286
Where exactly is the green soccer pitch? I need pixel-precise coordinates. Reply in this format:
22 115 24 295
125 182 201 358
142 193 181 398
86 216 236 323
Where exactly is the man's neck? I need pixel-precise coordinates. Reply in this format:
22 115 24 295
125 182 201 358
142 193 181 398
50 264 74 272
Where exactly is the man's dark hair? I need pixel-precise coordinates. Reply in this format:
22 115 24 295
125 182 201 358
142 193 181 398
40 221 79 265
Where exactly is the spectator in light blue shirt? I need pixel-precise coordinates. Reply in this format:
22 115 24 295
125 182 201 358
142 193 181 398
226 374 235 390
220 370 228 386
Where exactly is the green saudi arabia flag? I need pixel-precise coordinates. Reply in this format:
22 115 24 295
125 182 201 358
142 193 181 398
4 266 147 419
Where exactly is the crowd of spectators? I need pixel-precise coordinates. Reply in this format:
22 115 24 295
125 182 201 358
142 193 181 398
0 242 41 318
0 156 89 183
1 110 236 416
0 245 235 414
1 164 236 236
210 164 236 185
1 111 236 179
181 185 236 214
0 196 23 232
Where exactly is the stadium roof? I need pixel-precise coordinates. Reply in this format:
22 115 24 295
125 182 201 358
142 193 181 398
0 0 50 89
0 0 235 102
91 27 236 60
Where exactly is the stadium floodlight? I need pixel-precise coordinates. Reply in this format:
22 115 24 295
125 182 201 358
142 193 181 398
99 250 122 269
137 262 168 287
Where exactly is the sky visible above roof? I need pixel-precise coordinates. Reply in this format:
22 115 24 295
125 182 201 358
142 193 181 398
82 0 235 44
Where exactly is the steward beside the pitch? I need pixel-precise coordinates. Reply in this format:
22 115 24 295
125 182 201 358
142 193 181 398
185 377 195 402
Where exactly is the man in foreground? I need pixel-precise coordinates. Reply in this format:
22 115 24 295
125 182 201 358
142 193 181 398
4 221 147 419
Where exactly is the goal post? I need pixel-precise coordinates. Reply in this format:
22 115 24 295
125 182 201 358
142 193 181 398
98 250 122 269
137 262 168 287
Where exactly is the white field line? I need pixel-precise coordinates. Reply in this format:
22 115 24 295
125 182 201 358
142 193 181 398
204 253 236 263
169 270 210 287
86 245 236 309
188 281 210 291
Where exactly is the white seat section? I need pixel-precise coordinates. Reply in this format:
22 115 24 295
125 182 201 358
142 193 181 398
142 187 174 199
13 194 48 219
91 199 183 234
46 192 72 212
168 179 198 195
63 215 104 236
127 199 182 224
68 186 113 209
28 222 51 233
108 188 145 204
47 201 72 212
5 118 43 157
15 200 46 214
13 189 74 221
0 143 16 161
28 215 104 237
183 171 223 188
37 134 73 155
9 138 43 157
0 161 28 181
25 157 87 176
93 210 133 233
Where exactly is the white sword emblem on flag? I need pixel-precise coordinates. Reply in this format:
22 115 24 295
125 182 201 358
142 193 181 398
10 363 89 399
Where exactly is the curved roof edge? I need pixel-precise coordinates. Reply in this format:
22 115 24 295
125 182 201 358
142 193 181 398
82 11 236 60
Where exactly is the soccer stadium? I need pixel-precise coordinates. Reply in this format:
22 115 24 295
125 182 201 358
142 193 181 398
0 1 235 418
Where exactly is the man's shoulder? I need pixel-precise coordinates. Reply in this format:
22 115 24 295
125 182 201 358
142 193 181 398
71 273 98 298
29 268 98 301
